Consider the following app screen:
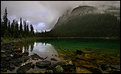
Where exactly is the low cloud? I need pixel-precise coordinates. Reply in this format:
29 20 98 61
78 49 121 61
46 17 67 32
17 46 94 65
1 1 120 31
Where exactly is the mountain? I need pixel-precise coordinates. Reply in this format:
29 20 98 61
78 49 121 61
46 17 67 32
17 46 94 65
49 5 120 37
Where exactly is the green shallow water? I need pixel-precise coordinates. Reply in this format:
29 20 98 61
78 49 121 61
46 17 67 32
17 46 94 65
36 39 120 55
18 38 120 64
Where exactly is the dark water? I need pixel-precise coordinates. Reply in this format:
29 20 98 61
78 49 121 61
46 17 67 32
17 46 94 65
7 38 120 73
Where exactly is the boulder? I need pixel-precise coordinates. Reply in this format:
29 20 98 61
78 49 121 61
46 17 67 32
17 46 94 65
21 56 30 62
31 54 44 60
6 57 12 61
1 54 7 58
1 50 5 53
17 62 33 73
9 64 15 71
36 61 51 68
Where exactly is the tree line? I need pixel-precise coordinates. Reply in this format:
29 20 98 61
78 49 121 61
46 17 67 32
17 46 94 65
1 8 34 38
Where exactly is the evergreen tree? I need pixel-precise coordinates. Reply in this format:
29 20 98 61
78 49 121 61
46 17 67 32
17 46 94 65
26 24 29 36
3 7 8 29
19 18 23 37
24 20 27 37
30 24 34 36
15 20 19 38
11 19 15 37
1 7 36 38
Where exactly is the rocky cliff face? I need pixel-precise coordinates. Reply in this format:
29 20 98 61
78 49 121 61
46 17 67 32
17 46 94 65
54 5 120 28
71 6 97 16
53 6 101 29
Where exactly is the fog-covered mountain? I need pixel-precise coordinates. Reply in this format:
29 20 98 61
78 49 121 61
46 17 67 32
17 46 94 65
49 5 120 37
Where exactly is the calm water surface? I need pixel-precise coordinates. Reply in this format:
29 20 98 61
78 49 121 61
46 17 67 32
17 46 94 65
21 38 120 59
8 39 120 73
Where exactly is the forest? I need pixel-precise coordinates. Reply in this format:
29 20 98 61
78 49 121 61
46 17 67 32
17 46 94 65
1 8 34 38
49 13 120 37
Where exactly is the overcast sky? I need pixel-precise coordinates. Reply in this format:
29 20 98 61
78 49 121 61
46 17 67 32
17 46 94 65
1 1 120 32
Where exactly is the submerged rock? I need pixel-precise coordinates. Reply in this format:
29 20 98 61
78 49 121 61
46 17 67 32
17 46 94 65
55 65 64 73
83 67 102 73
47 70 53 73
109 69 120 73
76 49 83 55
36 61 51 68
101 63 111 71
68 61 73 65
109 65 120 70
109 65 120 73
85 48 93 51
62 64 76 72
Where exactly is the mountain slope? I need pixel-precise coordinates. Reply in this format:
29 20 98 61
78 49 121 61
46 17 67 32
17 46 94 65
49 6 120 37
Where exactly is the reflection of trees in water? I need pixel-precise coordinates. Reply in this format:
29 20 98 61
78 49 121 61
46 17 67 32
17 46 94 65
30 42 34 52
22 42 34 52
22 41 56 54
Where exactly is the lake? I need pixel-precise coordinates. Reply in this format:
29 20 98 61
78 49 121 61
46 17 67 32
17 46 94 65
6 38 120 73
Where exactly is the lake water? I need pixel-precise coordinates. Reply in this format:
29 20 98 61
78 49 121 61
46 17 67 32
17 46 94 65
7 38 120 73
19 38 120 64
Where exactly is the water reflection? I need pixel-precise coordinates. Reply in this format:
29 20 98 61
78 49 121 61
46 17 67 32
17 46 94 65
22 42 60 61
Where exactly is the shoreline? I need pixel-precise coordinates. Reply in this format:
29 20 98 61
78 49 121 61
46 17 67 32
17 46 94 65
1 37 120 45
